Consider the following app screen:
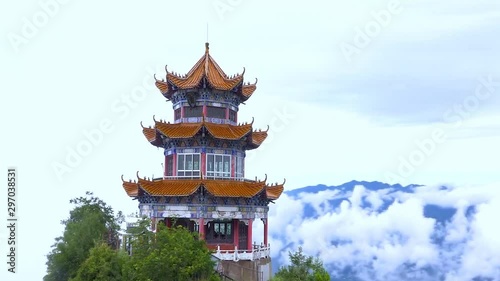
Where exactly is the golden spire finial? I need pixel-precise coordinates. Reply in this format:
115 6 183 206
204 42 210 74
206 22 209 45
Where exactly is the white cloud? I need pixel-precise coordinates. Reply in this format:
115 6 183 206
270 182 500 280
450 196 500 280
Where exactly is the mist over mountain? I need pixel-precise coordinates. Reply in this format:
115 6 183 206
264 181 500 281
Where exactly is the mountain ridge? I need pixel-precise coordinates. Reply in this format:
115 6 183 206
285 180 421 198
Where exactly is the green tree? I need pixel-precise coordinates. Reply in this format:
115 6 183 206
44 192 123 281
44 193 219 281
70 243 126 281
272 247 330 281
123 220 220 281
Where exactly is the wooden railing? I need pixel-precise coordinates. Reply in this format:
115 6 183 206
212 243 271 261
159 175 253 182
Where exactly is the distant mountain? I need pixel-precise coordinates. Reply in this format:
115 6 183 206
285 180 414 198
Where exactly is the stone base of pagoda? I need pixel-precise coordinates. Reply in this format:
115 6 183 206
214 254 272 281
212 243 270 261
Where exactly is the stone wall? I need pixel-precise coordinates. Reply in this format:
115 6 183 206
219 258 272 281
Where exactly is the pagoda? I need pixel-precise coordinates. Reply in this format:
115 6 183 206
121 43 284 280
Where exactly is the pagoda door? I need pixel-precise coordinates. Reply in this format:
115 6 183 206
238 221 248 250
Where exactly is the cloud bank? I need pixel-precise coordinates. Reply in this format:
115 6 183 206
264 182 500 281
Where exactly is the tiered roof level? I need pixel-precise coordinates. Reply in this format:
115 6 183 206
122 43 284 260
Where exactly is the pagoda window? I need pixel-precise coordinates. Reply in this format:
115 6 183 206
165 155 174 177
174 108 181 120
235 155 244 178
177 153 200 178
229 110 237 122
206 106 226 119
205 221 233 243
206 154 231 178
184 106 203 118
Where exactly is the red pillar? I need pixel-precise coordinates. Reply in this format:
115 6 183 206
264 219 268 246
180 106 184 119
201 151 206 178
164 156 168 177
203 105 207 118
173 153 177 177
199 218 205 240
233 219 239 248
231 154 236 178
247 219 253 251
166 218 171 228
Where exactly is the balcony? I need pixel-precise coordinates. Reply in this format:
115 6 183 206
174 117 237 126
212 243 271 261
155 175 254 182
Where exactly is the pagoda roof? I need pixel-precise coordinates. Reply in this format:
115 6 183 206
265 180 285 200
121 174 284 200
251 130 268 147
154 43 257 101
141 117 268 149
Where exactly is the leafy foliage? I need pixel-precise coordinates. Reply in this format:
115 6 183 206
123 220 220 281
44 192 123 281
70 243 126 281
272 247 330 281
44 193 219 281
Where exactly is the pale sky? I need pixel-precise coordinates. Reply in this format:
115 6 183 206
1 0 500 280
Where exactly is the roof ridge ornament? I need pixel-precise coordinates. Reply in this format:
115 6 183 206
204 42 210 74
262 174 267 183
